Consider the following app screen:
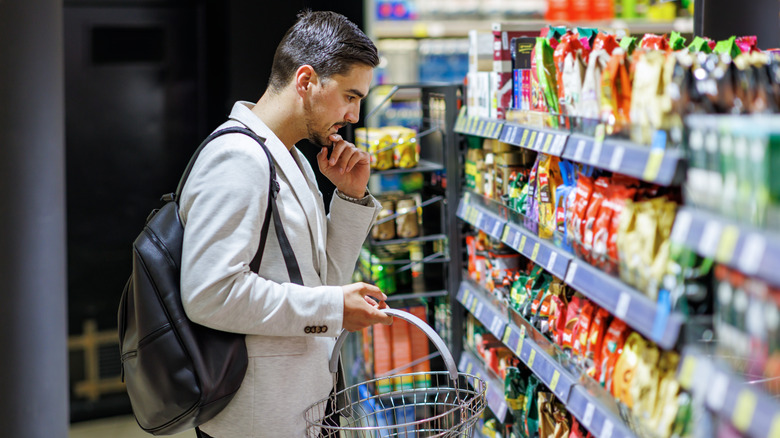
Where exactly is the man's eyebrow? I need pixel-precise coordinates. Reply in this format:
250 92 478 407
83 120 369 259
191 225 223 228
347 88 367 99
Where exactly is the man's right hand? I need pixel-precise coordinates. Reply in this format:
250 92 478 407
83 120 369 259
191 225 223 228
342 282 393 332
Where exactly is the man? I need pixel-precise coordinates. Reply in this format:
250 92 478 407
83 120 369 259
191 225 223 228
178 10 393 437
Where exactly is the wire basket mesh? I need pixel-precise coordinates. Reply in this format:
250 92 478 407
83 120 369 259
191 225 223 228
304 309 487 437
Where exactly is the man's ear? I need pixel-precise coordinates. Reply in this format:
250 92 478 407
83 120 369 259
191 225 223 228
295 65 317 96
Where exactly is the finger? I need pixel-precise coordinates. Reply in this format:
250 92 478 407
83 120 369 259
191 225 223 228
359 283 387 301
328 135 346 166
363 295 378 307
317 147 329 166
344 148 364 174
377 310 394 325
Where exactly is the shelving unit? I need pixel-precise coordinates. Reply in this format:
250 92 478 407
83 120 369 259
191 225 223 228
458 278 641 438
459 349 510 423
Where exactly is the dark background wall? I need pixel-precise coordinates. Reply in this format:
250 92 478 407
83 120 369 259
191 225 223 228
64 0 363 421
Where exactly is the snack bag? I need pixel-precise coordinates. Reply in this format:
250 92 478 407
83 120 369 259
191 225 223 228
555 161 576 252
561 51 587 116
537 155 563 239
714 36 742 59
572 299 596 363
600 51 632 131
687 36 714 53
569 174 594 255
606 184 637 274
578 49 610 119
629 50 668 145
524 157 541 235
669 31 687 51
612 332 644 405
592 33 620 56
648 200 677 299
735 35 759 54
532 37 560 114
599 318 630 394
630 339 660 427
523 375 542 438
584 307 611 380
640 33 670 51
651 351 681 436
619 36 638 56
562 295 583 353
548 281 570 345
555 32 587 101
581 176 610 262
591 185 615 270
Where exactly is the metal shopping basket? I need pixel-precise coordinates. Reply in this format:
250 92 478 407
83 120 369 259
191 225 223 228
304 308 487 437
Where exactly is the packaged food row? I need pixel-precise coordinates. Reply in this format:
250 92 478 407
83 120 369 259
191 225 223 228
356 126 420 171
546 0 689 22
466 135 681 299
371 192 423 241
684 115 780 230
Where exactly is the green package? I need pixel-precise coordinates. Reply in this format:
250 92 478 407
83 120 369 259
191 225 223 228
534 37 560 115
714 36 742 59
619 36 638 55
522 375 541 438
688 36 713 54
669 31 687 51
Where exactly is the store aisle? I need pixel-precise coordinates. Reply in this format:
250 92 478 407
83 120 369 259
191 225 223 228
69 415 196 438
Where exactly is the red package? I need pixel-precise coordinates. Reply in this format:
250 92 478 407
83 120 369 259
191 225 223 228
561 295 582 350
736 36 759 53
554 32 587 100
585 308 611 380
601 52 632 130
546 0 571 21
569 175 594 256
572 299 596 362
569 417 589 438
640 34 669 51
606 186 636 274
549 288 568 345
599 318 630 395
591 185 614 270
592 0 614 20
591 33 620 56
570 0 592 21
581 176 610 262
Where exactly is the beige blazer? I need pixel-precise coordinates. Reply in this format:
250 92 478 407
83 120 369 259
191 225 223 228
179 102 380 437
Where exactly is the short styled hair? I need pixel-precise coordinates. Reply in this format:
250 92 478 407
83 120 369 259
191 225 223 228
267 10 379 92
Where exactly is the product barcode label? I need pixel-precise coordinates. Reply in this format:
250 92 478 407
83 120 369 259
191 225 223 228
610 146 625 171
582 403 595 428
738 233 766 275
601 420 614 438
615 293 630 320
547 252 558 272
573 140 586 161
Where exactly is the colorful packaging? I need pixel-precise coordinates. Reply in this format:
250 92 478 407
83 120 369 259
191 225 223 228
612 332 644 405
562 295 583 353
585 307 612 380
599 318 630 394
640 33 670 51
555 161 577 251
572 299 596 362
569 174 595 256
606 185 637 274
554 32 587 101
382 126 419 169
600 51 632 131
537 155 563 239
578 49 610 119
532 37 560 114
592 33 620 56
580 176 610 261
355 127 394 170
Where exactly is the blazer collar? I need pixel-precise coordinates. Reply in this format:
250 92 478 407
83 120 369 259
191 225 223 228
228 101 325 273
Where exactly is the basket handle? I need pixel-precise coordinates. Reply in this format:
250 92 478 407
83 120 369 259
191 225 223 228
329 308 459 380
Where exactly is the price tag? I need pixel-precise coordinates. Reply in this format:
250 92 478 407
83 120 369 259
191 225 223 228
475 301 484 319
470 297 479 314
643 148 665 182
549 370 560 391
678 355 697 390
698 220 723 257
670 210 693 244
615 293 630 320
519 235 527 253
543 134 554 153
547 251 558 272
610 146 625 171
707 372 729 411
490 315 503 336
516 326 526 355
582 403 595 428
732 390 757 433
529 131 538 150
520 129 529 147
553 135 567 155
738 233 766 275
601 420 614 438
412 22 429 37
493 122 503 138
466 361 474 374
506 125 516 143
590 138 603 164
491 220 502 238
468 117 477 133
513 231 522 250
573 139 586 162
477 120 486 135
565 262 578 285
502 225 511 242
715 225 740 264
528 349 537 369
531 243 540 261
535 132 546 150
502 325 512 344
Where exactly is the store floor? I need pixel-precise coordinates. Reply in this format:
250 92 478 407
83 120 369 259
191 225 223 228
69 415 196 438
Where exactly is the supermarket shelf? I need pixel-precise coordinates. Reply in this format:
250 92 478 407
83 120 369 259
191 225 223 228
499 122 568 157
562 259 684 350
457 192 507 241
457 191 684 350
670 206 780 288
371 159 445 176
460 279 636 438
561 133 685 186
385 289 449 303
677 348 780 438
368 233 448 247
459 349 509 423
457 281 509 340
454 110 504 139
373 18 693 39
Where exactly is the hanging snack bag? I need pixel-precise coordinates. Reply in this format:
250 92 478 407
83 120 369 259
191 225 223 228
630 50 668 145
619 36 639 55
669 31 687 51
651 351 681 436
572 299 596 363
537 155 563 239
562 295 583 353
578 49 610 119
688 36 714 53
532 37 560 114
606 185 637 275
555 32 587 101
640 33 670 51
612 332 644 405
592 33 620 55
584 307 612 380
630 339 660 427
601 51 632 131
524 157 541 234
523 375 542 438
556 161 577 252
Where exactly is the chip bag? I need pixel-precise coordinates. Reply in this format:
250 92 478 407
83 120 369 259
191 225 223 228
599 318 630 394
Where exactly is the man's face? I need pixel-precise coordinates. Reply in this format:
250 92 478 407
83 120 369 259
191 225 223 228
303 64 373 147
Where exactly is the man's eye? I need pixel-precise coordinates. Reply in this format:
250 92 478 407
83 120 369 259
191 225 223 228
347 96 356 102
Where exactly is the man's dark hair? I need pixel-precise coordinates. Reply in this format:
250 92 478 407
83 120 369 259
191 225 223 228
267 10 379 92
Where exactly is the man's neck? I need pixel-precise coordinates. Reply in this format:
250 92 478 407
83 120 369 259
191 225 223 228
251 89 302 150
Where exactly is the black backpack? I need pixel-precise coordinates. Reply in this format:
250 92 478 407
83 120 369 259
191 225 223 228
118 126 302 435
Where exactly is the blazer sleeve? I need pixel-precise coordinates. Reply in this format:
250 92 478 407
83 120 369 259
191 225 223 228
179 137 344 337
324 193 382 286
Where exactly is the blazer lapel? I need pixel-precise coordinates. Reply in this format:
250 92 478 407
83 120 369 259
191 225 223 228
229 103 324 274
291 148 329 281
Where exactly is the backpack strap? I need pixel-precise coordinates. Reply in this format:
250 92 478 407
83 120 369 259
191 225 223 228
175 126 303 285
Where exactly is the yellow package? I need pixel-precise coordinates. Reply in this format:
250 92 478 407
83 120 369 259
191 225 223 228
648 200 677 299
629 50 667 145
536 155 563 239
613 332 644 407
630 339 660 428
382 126 419 169
633 200 661 294
651 352 681 437
355 127 393 170
616 200 638 286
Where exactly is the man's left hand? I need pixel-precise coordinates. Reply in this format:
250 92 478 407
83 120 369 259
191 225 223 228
317 134 370 198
